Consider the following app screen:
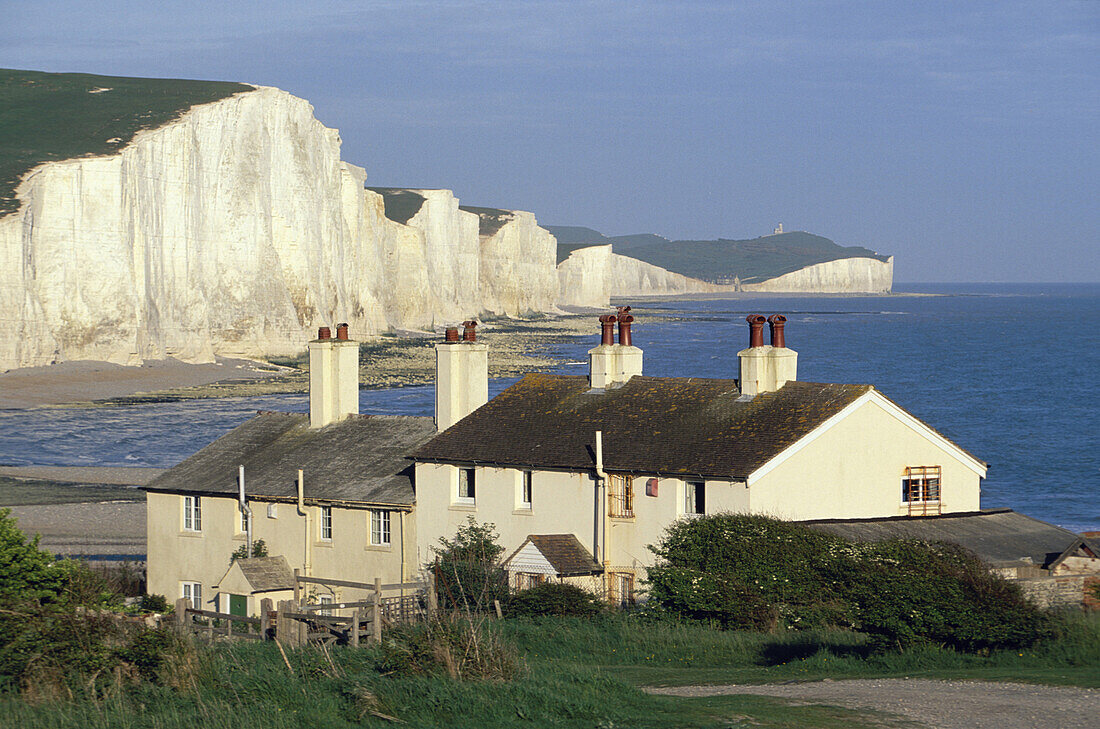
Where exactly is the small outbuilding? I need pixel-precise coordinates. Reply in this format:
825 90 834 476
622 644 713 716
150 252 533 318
214 556 297 616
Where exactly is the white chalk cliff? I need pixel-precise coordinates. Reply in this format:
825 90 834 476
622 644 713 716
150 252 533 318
557 245 727 308
0 86 560 370
739 255 893 293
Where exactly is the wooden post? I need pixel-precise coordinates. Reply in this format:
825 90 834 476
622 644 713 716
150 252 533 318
297 602 308 646
350 609 360 648
175 598 189 631
293 568 301 604
260 598 273 640
372 578 383 644
426 577 438 616
276 600 295 647
493 599 503 619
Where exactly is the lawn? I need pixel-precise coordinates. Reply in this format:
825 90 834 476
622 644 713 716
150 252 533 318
2 613 1096 728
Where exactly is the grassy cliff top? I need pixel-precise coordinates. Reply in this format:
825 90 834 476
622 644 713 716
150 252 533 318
459 205 514 237
366 187 428 225
0 68 253 217
549 225 891 283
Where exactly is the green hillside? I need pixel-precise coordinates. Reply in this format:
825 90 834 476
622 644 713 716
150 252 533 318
547 225 890 283
0 69 252 217
366 187 427 224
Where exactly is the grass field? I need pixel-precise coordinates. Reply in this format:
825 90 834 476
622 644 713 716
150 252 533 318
0 476 142 506
0 69 251 217
1 613 1096 728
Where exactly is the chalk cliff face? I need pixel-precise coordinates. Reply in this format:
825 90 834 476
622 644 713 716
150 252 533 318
741 256 894 293
557 245 724 308
0 87 559 370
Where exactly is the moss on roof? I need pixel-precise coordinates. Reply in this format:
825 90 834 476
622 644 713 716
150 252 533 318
0 68 253 217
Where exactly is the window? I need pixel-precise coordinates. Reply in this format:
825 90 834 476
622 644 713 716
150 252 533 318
611 572 634 608
319 506 333 540
183 496 202 531
902 466 942 515
240 508 250 534
519 471 533 509
685 481 706 515
608 475 634 518
318 594 334 616
515 572 546 590
457 467 476 503
182 581 202 610
370 509 391 546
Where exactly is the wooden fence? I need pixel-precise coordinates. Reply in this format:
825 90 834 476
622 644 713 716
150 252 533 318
172 575 436 648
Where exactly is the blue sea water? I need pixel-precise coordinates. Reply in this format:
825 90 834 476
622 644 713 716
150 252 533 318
1 283 1096 532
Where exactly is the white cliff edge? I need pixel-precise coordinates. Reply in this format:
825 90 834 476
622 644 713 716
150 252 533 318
741 256 893 293
0 87 559 370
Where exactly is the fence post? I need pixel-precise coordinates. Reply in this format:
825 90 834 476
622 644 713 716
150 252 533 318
493 599 503 619
175 598 189 631
426 576 438 616
350 608 360 648
260 598 272 640
276 600 295 647
372 578 383 644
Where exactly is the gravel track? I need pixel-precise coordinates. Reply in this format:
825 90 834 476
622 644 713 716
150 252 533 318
647 678 1100 729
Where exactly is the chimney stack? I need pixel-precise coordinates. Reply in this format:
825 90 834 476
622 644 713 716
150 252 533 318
589 307 643 389
435 321 488 431
309 324 360 428
738 314 797 399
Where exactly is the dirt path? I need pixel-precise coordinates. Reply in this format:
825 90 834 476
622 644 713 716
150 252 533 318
647 678 1100 729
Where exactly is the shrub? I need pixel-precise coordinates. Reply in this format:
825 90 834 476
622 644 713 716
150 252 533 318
139 593 170 613
647 513 1052 652
0 509 68 604
504 583 606 618
229 538 268 563
379 613 521 680
431 518 508 612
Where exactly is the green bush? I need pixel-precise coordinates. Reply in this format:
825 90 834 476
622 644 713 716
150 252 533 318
647 513 1052 652
503 583 606 618
431 518 508 612
139 593 170 613
230 538 268 563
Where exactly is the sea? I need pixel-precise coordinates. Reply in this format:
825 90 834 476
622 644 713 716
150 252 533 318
1 283 1097 532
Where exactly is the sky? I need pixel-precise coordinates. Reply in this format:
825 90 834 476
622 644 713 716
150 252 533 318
2 0 1097 282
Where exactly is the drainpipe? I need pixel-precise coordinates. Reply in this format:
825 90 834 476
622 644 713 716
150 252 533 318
238 465 253 558
595 430 610 597
399 510 407 599
297 469 312 576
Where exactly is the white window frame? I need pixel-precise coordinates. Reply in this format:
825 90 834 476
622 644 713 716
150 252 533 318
456 467 476 505
183 495 202 532
319 505 333 541
239 507 250 535
608 475 634 518
370 509 391 546
519 470 533 510
318 594 334 617
182 581 202 610
684 481 706 515
902 466 942 503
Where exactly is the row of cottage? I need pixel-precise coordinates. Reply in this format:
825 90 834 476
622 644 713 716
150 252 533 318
146 315 1099 615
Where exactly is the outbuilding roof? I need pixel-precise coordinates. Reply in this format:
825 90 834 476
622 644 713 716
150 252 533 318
228 556 297 593
803 509 1099 568
144 412 435 506
504 534 602 576
412 373 872 479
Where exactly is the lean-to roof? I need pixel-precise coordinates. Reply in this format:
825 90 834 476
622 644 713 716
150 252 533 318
413 373 871 479
804 509 1099 568
505 534 602 576
145 412 435 506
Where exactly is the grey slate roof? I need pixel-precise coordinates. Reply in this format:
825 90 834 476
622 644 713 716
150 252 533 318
413 373 872 479
234 556 296 592
144 413 436 506
803 509 1099 568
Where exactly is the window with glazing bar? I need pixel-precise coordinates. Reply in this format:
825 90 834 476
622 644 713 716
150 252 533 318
608 475 634 518
457 467 476 503
320 506 332 540
183 495 202 531
370 509 391 546
902 466 942 502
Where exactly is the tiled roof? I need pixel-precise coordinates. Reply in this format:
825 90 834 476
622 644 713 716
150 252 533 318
235 556 296 592
144 413 436 506
504 534 602 576
413 373 871 479
804 509 1099 568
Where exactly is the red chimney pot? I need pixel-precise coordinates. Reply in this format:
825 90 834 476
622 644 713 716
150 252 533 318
444 327 459 342
598 314 617 346
462 320 478 342
768 314 787 348
317 326 332 340
617 312 635 347
335 323 349 341
746 315 766 348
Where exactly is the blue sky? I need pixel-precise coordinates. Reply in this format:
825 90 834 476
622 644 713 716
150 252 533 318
3 0 1097 281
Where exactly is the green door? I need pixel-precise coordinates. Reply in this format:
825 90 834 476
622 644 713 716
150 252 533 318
229 594 247 617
